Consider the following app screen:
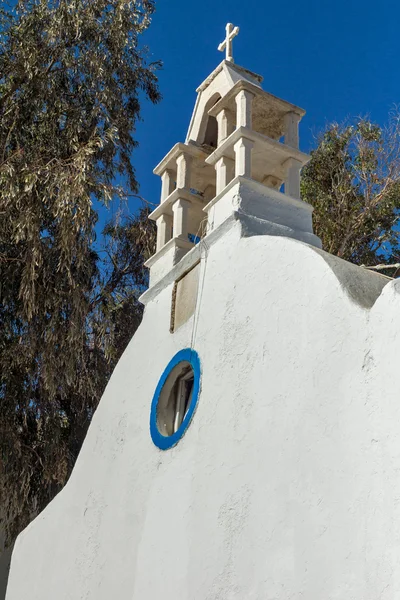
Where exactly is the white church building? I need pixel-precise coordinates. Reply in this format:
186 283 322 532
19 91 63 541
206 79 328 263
6 24 400 600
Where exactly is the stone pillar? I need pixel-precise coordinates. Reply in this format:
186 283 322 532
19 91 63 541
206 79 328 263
176 153 192 190
283 112 300 149
156 213 173 252
234 137 254 178
216 108 232 146
215 156 235 194
235 90 254 129
160 169 176 202
284 158 302 199
172 198 190 240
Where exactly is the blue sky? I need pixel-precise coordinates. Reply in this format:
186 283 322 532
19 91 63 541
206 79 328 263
107 0 400 224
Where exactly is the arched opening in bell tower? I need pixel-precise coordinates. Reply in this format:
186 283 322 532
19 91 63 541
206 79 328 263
203 115 218 148
200 93 222 148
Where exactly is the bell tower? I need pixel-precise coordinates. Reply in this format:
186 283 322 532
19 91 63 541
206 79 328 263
145 24 321 288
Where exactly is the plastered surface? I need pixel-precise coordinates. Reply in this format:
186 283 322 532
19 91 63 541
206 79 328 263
7 223 400 600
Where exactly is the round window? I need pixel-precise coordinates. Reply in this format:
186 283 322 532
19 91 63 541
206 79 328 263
150 349 201 450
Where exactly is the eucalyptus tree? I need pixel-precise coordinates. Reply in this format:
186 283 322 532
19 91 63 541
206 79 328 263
302 113 400 268
0 0 159 544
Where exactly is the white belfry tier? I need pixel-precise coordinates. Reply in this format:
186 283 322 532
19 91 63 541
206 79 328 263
147 35 319 288
206 127 309 196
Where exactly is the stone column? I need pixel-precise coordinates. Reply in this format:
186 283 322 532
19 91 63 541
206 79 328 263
172 198 190 240
176 153 193 190
284 158 302 199
160 169 176 202
283 112 300 149
216 108 232 146
235 90 254 129
215 156 235 194
234 137 254 178
156 213 173 252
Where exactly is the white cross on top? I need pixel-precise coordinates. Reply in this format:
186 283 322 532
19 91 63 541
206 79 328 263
218 23 240 63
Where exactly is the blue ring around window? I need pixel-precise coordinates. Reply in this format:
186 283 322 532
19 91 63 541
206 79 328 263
150 349 201 450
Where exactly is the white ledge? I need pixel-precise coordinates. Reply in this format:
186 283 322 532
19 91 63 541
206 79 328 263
205 127 310 168
144 237 194 269
149 188 206 221
203 176 314 214
153 142 210 176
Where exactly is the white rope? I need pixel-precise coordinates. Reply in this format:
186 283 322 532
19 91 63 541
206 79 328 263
189 217 210 353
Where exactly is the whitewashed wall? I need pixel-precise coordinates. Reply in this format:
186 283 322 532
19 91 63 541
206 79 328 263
6 221 400 600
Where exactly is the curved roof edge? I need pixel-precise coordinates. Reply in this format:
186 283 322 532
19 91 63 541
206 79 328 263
312 247 390 309
238 213 389 310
